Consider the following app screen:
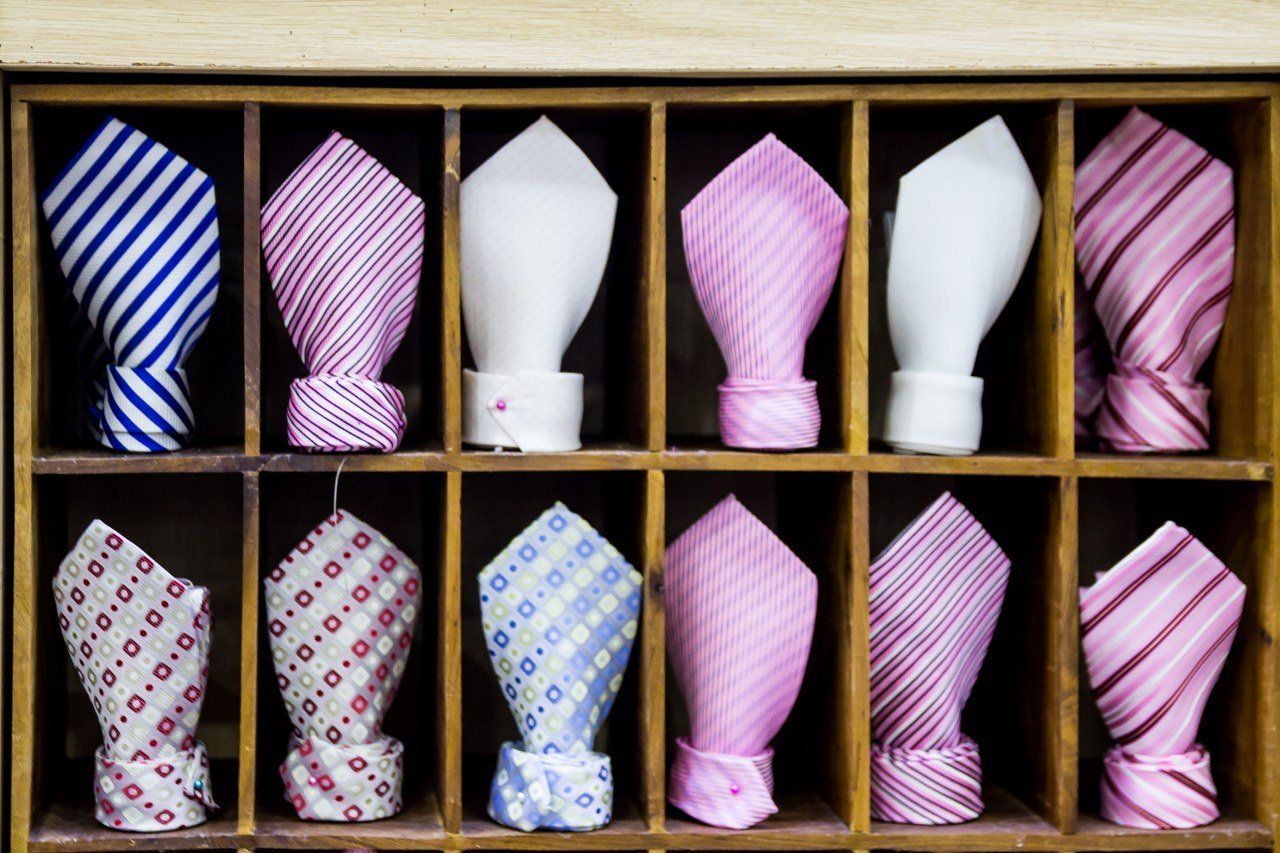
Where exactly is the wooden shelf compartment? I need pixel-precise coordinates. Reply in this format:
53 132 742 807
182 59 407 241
867 473 1079 834
7 80 1280 853
1076 479 1276 844
21 102 248 459
459 105 657 454
19 474 247 851
253 471 447 847
458 471 655 839
256 105 447 456
664 101 857 455
866 100 1072 461
1071 98 1275 466
663 471 863 835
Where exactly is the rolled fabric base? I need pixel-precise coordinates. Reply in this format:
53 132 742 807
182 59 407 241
1095 364 1212 454
1101 743 1219 830
97 365 193 453
883 370 984 456
463 368 584 452
870 736 983 825
94 741 216 832
281 735 405 822
667 736 777 830
488 740 614 831
287 374 407 453
717 377 820 450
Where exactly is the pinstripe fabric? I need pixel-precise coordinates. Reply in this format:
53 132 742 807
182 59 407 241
666 494 818 829
1075 280 1111 440
1081 522 1244 829
1075 108 1235 453
65 293 111 444
681 134 849 450
869 492 1010 825
262 131 425 453
41 116 221 453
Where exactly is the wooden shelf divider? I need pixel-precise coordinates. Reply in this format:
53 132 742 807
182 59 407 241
8 78 1280 853
846 471 872 832
237 472 261 837
1042 99 1076 461
639 468 667 829
438 469 464 834
441 107 463 455
841 100 871 456
243 102 262 457
643 101 667 453
10 95 38 853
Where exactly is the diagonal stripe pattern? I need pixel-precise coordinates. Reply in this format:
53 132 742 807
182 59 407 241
666 494 818 829
1074 108 1235 453
41 116 221 453
1074 280 1112 440
1080 521 1245 829
869 492 1010 825
681 134 849 450
262 131 426 453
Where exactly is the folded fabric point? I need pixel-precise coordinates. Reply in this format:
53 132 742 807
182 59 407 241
665 493 818 829
869 492 1010 824
461 116 618 453
266 509 423 822
262 130 426 454
41 116 221 453
1081 520 1244 829
681 134 849 451
54 519 217 831
882 115 1041 456
1074 108 1235 453
479 501 642 831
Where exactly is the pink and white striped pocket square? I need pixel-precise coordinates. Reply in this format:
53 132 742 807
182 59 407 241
666 494 818 829
680 134 849 450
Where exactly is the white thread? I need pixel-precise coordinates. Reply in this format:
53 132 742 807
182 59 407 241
332 456 348 517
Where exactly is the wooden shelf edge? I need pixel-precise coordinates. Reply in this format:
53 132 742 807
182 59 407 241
9 81 1280 109
27 449 1276 479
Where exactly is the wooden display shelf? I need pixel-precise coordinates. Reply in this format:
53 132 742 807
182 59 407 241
7 78 1280 853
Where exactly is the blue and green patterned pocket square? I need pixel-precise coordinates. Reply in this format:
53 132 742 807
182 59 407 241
479 501 643 831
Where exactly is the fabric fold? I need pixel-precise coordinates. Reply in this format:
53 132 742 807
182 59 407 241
479 501 642 831
266 509 422 822
54 520 217 831
41 116 221 452
869 492 1010 824
681 134 849 450
262 130 426 453
665 494 817 829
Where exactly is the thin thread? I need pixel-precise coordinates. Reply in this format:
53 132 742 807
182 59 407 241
332 456 348 518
